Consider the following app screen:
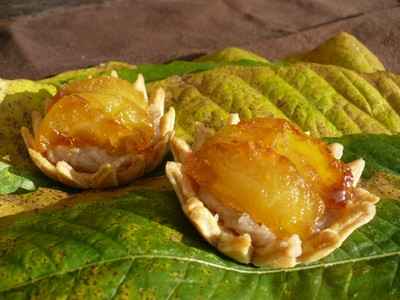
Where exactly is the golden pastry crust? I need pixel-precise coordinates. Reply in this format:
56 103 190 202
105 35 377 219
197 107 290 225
21 74 175 189
166 114 379 268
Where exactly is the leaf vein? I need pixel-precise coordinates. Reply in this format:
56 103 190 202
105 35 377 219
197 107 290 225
110 259 134 300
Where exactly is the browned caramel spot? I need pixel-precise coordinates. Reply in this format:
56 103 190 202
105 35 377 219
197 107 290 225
185 118 353 239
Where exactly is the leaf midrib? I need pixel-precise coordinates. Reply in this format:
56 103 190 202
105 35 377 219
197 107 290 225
3 250 400 293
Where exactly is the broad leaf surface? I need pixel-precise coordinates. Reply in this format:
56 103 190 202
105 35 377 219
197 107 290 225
285 32 385 73
0 187 399 299
0 32 400 299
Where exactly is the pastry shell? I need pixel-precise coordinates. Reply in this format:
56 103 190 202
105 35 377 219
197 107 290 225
166 114 379 268
21 74 175 189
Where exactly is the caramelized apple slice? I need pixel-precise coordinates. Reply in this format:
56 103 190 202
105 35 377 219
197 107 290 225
166 115 378 267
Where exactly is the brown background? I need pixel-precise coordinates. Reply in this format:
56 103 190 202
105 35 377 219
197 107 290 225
1 0 400 79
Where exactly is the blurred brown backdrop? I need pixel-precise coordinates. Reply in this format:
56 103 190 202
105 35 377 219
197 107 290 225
1 0 400 79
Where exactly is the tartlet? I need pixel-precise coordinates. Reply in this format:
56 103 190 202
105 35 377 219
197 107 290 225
166 114 379 267
21 73 175 189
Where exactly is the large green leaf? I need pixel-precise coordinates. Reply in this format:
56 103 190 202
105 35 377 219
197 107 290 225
151 63 400 140
0 184 399 299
